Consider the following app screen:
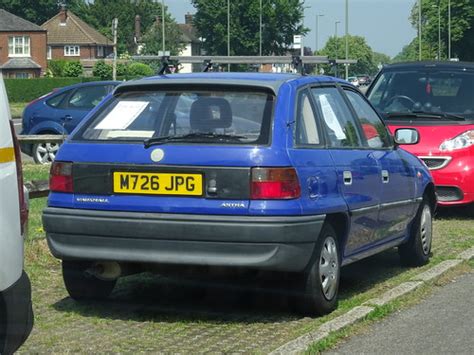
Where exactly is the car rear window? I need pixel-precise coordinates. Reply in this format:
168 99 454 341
76 88 274 145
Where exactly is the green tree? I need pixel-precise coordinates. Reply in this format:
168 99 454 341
318 35 378 77
83 0 182 55
141 19 185 56
372 52 391 67
0 0 88 25
63 61 83 77
128 62 154 77
408 0 474 60
392 38 434 62
93 60 112 80
191 0 308 56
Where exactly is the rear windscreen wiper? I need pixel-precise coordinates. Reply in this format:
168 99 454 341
385 111 465 121
144 132 246 148
411 111 465 121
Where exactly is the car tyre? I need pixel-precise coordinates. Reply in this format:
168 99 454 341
62 260 117 301
399 198 433 266
32 141 61 164
292 223 340 316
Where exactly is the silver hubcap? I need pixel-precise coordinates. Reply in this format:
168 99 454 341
35 142 60 164
420 204 432 255
319 236 339 300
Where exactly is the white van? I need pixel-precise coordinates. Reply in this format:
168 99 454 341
0 73 33 354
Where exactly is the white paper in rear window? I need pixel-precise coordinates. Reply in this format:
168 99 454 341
94 101 149 130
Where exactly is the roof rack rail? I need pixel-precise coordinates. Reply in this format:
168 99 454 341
132 55 358 75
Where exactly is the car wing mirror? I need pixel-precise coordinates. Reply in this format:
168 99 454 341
394 128 420 145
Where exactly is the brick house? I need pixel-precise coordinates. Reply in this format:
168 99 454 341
41 5 113 61
0 9 47 78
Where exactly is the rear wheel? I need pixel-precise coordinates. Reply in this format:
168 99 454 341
62 261 117 301
292 223 340 316
32 141 60 164
399 198 433 266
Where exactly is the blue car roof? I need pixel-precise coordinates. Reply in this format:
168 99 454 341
116 72 348 94
56 80 120 93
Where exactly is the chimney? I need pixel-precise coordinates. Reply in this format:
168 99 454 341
59 4 68 24
185 13 193 25
134 15 141 43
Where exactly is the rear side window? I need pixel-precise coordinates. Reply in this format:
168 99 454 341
77 88 274 145
310 87 362 148
68 85 108 109
295 90 320 145
46 91 68 108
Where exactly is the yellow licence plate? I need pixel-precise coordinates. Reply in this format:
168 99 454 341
113 172 203 196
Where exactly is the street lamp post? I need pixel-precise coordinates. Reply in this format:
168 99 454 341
345 0 349 80
259 0 262 56
335 20 340 77
161 0 165 54
315 14 324 52
227 0 230 71
433 4 441 60
418 0 422 61
448 0 451 60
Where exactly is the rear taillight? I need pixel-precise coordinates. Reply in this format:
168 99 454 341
9 120 28 235
251 167 301 200
50 161 73 193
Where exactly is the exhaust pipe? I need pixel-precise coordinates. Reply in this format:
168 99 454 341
86 261 122 280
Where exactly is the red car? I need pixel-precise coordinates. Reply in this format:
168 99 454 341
367 61 474 213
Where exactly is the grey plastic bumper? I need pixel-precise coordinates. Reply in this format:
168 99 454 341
43 207 325 272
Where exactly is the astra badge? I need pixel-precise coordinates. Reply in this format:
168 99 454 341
221 202 246 208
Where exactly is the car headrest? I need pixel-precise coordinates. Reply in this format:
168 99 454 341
190 97 232 131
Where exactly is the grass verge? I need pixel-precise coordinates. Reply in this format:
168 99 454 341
10 102 27 118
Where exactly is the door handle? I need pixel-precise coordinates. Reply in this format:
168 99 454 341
343 171 352 186
381 170 389 183
63 115 73 122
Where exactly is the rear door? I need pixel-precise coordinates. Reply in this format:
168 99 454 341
344 88 416 241
309 86 382 257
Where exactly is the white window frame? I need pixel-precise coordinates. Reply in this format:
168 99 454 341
64 45 80 57
8 36 31 57
47 46 52 60
97 46 104 58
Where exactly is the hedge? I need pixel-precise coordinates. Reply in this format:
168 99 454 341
5 77 104 102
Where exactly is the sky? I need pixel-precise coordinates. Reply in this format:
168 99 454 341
166 0 418 58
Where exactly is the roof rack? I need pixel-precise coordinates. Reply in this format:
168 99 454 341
132 55 357 75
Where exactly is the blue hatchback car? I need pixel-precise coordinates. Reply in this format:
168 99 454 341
43 73 435 315
20 80 119 164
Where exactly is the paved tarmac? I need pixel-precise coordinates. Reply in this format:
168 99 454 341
327 271 474 355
